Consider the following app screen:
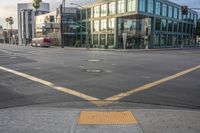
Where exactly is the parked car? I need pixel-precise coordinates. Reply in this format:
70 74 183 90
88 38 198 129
31 37 51 47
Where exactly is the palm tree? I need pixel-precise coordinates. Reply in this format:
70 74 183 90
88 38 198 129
5 18 9 29
33 0 42 38
5 17 14 44
33 0 42 16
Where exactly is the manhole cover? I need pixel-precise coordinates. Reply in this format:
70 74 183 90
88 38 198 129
85 69 102 73
88 59 101 62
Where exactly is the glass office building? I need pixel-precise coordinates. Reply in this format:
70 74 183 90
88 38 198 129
77 0 198 49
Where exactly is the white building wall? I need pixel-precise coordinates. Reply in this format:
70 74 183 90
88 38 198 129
17 2 50 45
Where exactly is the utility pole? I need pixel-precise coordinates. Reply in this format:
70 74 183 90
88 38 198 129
61 0 66 48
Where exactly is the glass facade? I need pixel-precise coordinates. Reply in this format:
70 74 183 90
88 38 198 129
81 0 198 49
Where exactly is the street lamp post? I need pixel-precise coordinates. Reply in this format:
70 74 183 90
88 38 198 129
61 0 66 48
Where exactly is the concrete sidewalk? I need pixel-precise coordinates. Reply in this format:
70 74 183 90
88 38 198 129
0 106 199 133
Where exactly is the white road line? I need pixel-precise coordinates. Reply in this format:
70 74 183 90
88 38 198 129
104 64 200 104
0 66 101 105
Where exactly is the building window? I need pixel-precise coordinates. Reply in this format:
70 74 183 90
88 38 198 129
168 20 173 32
174 7 178 19
168 6 173 18
155 2 161 15
108 18 115 31
155 18 161 31
147 0 153 13
162 4 167 17
162 19 167 31
179 22 182 32
187 24 190 33
183 14 187 21
139 0 146 12
94 20 99 31
183 23 187 33
94 6 100 18
101 19 107 31
109 2 116 15
179 9 182 20
128 0 136 12
117 0 125 13
174 21 178 32
101 4 107 17
191 14 194 22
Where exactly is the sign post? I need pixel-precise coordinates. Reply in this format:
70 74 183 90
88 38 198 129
122 33 127 51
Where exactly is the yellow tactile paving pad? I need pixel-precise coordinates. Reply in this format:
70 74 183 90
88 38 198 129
78 111 138 125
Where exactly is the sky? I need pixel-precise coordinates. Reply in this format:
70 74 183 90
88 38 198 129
0 0 199 29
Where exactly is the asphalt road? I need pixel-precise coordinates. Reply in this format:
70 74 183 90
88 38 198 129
0 44 200 133
0 44 200 109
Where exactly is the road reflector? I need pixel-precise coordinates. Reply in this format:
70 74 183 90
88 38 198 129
78 111 138 125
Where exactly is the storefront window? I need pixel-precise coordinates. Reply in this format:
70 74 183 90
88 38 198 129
108 18 115 31
101 19 107 31
154 34 160 47
107 34 114 46
174 21 178 32
94 20 99 31
162 19 167 31
162 4 167 17
128 0 136 12
183 23 187 33
168 20 173 32
94 6 99 18
168 6 173 18
179 22 182 32
93 34 98 45
109 2 116 15
100 34 106 46
139 0 146 12
117 0 125 13
155 2 161 15
101 4 107 17
161 34 167 47
155 18 161 31
167 34 173 47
